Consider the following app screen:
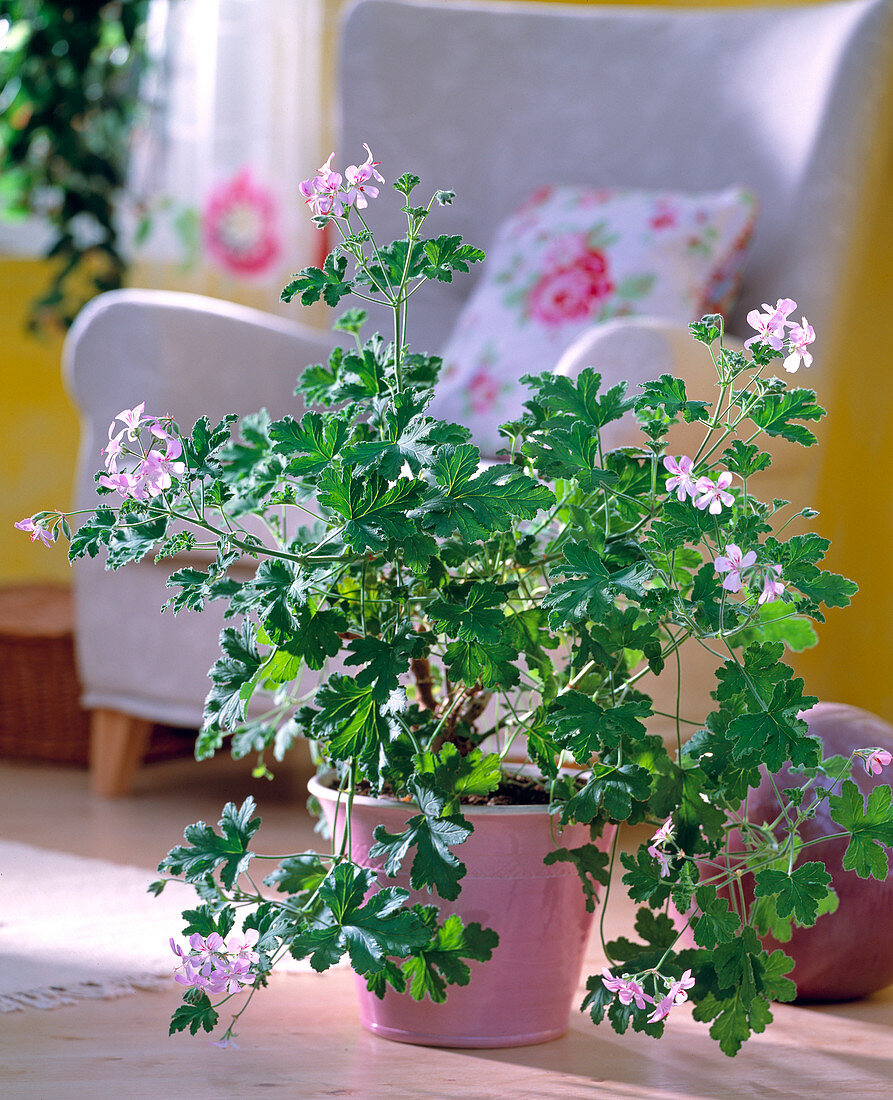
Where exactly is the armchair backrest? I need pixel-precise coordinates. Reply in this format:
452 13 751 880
339 0 891 363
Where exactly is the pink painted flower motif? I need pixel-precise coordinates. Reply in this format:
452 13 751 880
863 748 892 776
784 318 815 374
663 455 698 501
714 544 757 593
344 143 384 210
527 241 614 326
14 517 54 547
694 471 735 514
745 298 797 350
203 168 282 277
758 564 785 604
466 368 503 414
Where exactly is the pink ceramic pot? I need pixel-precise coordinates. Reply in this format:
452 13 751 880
308 773 610 1048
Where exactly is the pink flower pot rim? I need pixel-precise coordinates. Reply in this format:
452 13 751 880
308 767 575 818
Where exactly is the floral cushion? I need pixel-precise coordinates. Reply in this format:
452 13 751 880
430 185 757 454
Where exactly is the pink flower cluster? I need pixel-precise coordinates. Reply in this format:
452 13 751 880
99 402 185 500
714 543 785 604
861 748 892 776
647 818 674 878
745 297 815 374
601 967 695 1025
663 455 735 515
299 144 384 220
171 929 259 996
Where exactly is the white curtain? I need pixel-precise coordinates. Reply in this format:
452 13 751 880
129 0 327 309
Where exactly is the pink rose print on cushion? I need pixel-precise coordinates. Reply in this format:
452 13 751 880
527 241 614 326
466 368 504 414
202 168 282 277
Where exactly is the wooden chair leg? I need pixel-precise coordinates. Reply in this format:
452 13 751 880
89 708 151 797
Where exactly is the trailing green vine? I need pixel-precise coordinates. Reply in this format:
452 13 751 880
0 0 153 333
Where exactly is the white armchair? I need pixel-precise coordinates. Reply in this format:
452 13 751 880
64 0 892 793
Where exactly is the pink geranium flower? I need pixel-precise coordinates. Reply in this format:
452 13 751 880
714 544 757 592
758 564 785 604
344 143 384 210
863 748 892 776
784 318 815 374
694 471 735 514
745 298 797 350
14 517 54 547
647 994 675 1023
204 168 282 277
114 402 147 438
663 455 698 501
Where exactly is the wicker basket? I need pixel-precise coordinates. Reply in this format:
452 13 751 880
0 584 194 765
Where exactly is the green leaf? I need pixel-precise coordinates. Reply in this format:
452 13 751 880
420 235 485 282
829 780 893 880
618 847 672 905
401 908 498 1003
269 412 348 477
523 367 633 431
565 764 652 825
68 506 116 561
428 581 509 643
203 621 264 733
369 777 472 900
281 252 353 307
693 988 772 1057
727 678 820 772
417 443 553 542
181 414 238 475
311 674 396 785
443 638 520 689
760 949 797 1003
414 744 502 813
393 173 420 196
689 315 722 344
635 375 711 423
342 393 437 478
543 843 610 912
294 863 431 974
169 993 219 1036
158 798 260 889
745 386 824 447
693 885 741 948
105 513 169 570
550 691 650 762
264 852 330 899
334 308 367 336
543 542 652 629
754 861 833 925
721 440 772 479
318 466 423 554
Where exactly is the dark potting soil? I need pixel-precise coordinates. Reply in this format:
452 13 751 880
356 773 553 806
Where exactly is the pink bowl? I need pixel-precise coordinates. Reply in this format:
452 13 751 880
309 773 612 1048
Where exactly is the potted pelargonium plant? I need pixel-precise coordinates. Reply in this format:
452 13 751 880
19 146 893 1055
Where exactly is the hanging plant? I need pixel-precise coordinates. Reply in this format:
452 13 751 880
0 0 153 334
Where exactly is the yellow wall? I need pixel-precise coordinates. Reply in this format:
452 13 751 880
2 0 891 720
0 258 76 582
